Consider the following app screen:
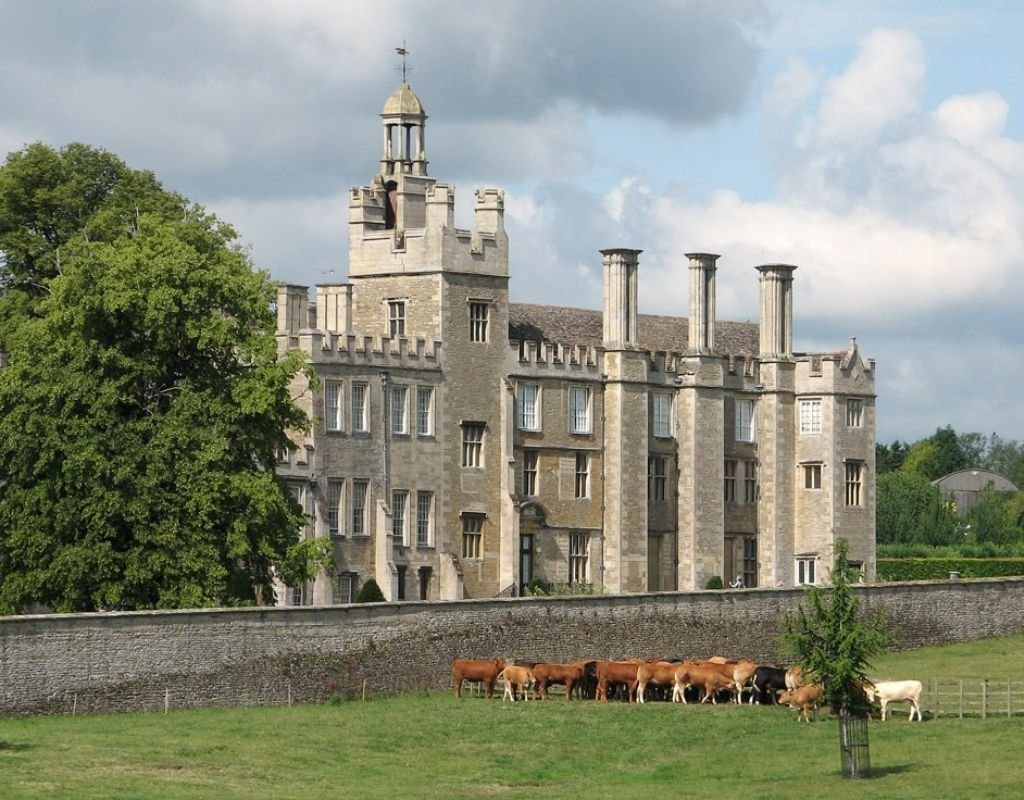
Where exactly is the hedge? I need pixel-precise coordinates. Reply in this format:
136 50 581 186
876 558 1024 582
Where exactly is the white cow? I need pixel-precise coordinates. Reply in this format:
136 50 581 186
864 679 923 721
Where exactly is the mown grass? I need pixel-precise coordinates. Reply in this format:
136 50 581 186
2 632 1024 800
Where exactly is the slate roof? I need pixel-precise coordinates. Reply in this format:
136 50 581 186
508 303 760 356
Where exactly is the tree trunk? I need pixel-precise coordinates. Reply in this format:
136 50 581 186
839 711 870 778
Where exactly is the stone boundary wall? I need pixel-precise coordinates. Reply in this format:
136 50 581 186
2 578 1023 716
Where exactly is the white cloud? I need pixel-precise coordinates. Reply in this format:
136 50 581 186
763 55 820 122
933 92 1024 178
814 28 926 148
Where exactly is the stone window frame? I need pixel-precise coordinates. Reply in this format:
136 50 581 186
568 531 590 584
387 298 406 337
461 422 485 468
648 455 667 502
845 460 864 507
351 382 370 434
735 397 755 442
461 513 484 559
326 477 344 536
416 491 434 548
468 300 490 343
522 450 539 497
574 452 590 499
651 392 673 439
416 386 434 437
391 384 409 435
724 459 737 504
325 379 344 433
743 459 757 504
334 572 357 604
391 489 409 546
516 381 542 431
352 479 370 536
796 555 817 585
846 398 864 428
568 384 592 435
799 397 822 435
803 462 823 490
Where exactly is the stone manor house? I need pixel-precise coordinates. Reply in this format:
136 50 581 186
274 82 877 605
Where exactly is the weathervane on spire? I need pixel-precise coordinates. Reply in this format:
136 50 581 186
395 41 411 83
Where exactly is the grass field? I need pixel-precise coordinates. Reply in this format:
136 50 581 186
3 633 1024 800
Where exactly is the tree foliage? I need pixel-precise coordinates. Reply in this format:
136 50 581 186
900 426 968 481
0 142 315 612
875 440 910 474
964 486 1019 545
783 540 890 715
876 471 959 546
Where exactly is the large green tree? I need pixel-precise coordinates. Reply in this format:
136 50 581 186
876 471 960 546
0 142 316 612
900 425 968 481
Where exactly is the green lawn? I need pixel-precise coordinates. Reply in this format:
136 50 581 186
2 633 1024 799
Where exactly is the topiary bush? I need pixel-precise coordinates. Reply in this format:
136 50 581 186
705 575 724 590
355 578 386 603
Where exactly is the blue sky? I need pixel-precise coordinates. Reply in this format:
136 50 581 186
1 0 1022 445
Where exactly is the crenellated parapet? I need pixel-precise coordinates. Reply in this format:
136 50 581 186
348 179 507 279
795 338 875 393
282 330 443 371
509 338 602 377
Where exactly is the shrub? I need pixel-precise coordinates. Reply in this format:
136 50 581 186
705 575 724 590
877 558 1024 582
355 579 386 603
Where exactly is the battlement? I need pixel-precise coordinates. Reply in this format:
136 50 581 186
726 354 758 378
509 338 602 376
280 330 442 371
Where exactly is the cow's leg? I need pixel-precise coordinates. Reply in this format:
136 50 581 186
910 699 920 721
880 699 888 721
455 677 462 698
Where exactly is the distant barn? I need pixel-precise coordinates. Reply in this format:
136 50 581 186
933 470 1019 516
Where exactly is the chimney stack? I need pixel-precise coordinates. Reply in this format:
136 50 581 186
756 264 797 357
601 248 642 348
686 253 719 354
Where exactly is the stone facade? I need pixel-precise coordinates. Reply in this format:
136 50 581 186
274 82 877 605
2 578 1023 716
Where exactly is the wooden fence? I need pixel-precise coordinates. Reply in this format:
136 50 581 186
916 680 1024 719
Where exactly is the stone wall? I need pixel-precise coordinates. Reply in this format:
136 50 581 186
2 578 1023 716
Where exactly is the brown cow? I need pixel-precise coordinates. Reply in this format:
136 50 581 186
636 661 683 704
499 665 535 702
673 661 736 704
595 660 641 702
452 657 506 699
532 661 585 700
778 683 824 722
732 659 759 704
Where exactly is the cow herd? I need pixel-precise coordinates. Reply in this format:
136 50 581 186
451 656 924 722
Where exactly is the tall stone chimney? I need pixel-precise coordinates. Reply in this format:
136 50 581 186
601 248 642 349
756 264 797 358
686 253 719 354
276 284 310 335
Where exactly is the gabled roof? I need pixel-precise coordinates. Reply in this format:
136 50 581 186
508 303 759 356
